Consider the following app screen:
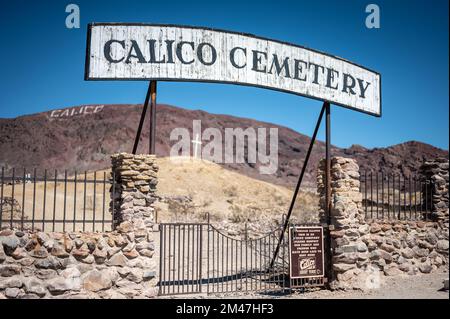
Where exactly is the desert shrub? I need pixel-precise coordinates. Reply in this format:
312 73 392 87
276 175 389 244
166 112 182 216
229 204 248 223
223 185 238 197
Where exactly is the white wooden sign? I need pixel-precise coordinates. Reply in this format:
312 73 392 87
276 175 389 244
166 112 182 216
85 23 381 116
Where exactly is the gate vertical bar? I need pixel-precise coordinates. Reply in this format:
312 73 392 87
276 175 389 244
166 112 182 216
93 172 97 232
408 176 412 219
194 224 197 292
414 176 417 219
426 180 429 220
41 169 46 231
420 180 423 219
182 225 186 293
21 168 26 231
211 225 215 293
222 233 224 292
192 225 195 292
281 215 286 292
207 215 210 294
83 171 87 231
268 234 272 289
52 170 57 231
11 168 15 229
233 238 237 292
163 224 167 295
249 233 253 291
259 236 262 291
111 171 115 230
365 170 367 218
177 225 181 293
102 172 106 232
216 229 219 292
32 168 36 231
199 224 203 292
403 176 407 219
73 171 77 231
381 171 384 219
400 175 402 219
387 173 390 219
376 172 379 219
232 238 235 292
63 171 67 232
240 232 243 292
197 225 200 292
158 224 163 295
226 236 229 292
370 172 373 218
168 224 172 294
245 223 248 292
235 238 238 292
283 225 287 291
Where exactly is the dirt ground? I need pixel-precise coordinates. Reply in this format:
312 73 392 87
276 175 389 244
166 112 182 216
160 269 449 299
292 270 449 299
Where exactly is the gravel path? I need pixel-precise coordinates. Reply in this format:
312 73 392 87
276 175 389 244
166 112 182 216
292 270 449 299
161 269 449 299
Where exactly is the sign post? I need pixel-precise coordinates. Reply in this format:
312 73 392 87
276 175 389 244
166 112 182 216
149 81 157 154
325 103 332 285
131 80 157 155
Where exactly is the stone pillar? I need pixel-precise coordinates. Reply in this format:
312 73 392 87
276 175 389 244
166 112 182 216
420 158 449 223
317 157 370 290
111 153 158 233
109 153 159 296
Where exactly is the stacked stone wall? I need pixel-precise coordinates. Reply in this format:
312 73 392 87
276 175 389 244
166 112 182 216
318 157 449 290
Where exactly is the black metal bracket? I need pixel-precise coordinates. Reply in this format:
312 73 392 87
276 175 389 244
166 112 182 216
269 101 329 268
132 81 157 155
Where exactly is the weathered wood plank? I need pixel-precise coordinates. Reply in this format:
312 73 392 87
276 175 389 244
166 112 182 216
85 23 381 116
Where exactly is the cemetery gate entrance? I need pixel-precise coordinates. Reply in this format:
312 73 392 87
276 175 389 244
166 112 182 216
158 218 326 296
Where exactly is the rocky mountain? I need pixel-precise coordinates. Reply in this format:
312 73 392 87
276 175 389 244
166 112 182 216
0 104 447 188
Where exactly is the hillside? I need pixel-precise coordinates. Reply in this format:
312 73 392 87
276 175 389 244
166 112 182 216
155 157 317 236
0 104 447 188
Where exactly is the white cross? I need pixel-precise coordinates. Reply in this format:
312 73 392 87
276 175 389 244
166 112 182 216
191 133 202 158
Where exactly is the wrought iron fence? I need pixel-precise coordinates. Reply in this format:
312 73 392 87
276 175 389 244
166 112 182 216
360 170 433 220
0 167 115 232
159 221 290 296
158 215 326 296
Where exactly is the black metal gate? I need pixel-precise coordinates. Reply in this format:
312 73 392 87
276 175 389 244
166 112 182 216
158 220 326 296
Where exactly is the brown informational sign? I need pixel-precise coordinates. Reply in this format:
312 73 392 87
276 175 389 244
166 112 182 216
289 226 324 278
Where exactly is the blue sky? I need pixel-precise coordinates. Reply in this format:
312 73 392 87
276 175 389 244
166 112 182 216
0 0 448 150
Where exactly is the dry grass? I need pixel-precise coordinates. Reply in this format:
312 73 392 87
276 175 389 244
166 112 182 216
155 157 320 230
